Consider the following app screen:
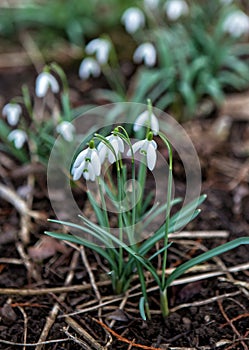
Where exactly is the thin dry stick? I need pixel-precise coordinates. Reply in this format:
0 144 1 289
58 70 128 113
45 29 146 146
217 296 248 350
35 251 79 350
80 246 103 319
80 246 102 302
18 306 28 350
0 183 45 219
65 316 104 350
63 328 93 350
94 318 161 350
16 241 41 282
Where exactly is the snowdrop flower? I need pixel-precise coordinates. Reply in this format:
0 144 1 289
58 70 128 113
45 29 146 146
71 141 101 181
222 11 249 37
134 110 159 135
79 58 101 80
35 72 60 97
2 103 22 126
165 0 189 21
133 43 157 67
8 129 27 149
85 38 111 65
56 121 75 142
127 132 157 171
121 7 145 34
144 0 159 10
97 132 125 164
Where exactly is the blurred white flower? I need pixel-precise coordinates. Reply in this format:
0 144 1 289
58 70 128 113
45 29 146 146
71 144 101 181
8 129 27 149
79 58 101 80
133 43 157 67
97 133 125 164
121 7 145 34
85 38 111 65
144 0 159 10
56 121 75 142
165 0 189 20
35 72 60 97
223 10 249 37
134 110 159 135
127 137 157 170
2 103 22 126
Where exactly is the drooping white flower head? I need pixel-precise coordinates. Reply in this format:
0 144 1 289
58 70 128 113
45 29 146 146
127 135 157 171
35 72 60 98
2 103 22 126
97 133 125 164
79 58 101 80
8 129 27 149
134 110 159 135
222 10 249 37
133 43 157 67
71 142 101 181
165 0 189 21
56 121 75 142
144 0 159 10
85 38 111 65
121 7 145 34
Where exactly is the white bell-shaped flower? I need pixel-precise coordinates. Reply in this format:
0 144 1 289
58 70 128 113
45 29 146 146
165 0 189 21
97 133 125 164
8 129 27 149
71 143 101 181
222 10 249 37
127 135 157 171
35 72 60 97
121 7 145 34
133 110 159 135
79 58 101 80
2 103 22 126
133 43 157 67
85 38 111 65
56 121 75 142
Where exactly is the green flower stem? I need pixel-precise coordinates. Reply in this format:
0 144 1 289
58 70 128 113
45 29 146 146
159 132 173 314
160 288 169 318
136 262 151 320
137 156 147 218
117 159 123 277
97 177 110 230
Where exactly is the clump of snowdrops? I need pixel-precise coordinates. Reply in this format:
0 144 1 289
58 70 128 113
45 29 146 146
0 63 76 164
46 100 249 319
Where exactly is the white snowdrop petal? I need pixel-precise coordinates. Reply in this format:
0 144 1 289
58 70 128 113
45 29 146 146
91 150 101 176
132 140 145 154
133 43 157 67
56 121 75 142
151 114 159 135
122 7 145 34
35 72 59 97
73 149 88 169
72 162 85 181
165 0 189 21
79 58 101 79
133 111 149 132
147 143 157 170
8 129 27 149
117 136 124 152
3 103 22 126
223 11 249 37
86 38 111 64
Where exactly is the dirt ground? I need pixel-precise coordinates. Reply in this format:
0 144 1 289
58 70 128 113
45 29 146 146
0 62 249 350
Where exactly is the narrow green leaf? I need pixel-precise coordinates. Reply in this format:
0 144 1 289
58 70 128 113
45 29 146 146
166 237 249 287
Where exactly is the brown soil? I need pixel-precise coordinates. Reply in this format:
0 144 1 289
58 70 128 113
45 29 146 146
0 64 249 350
